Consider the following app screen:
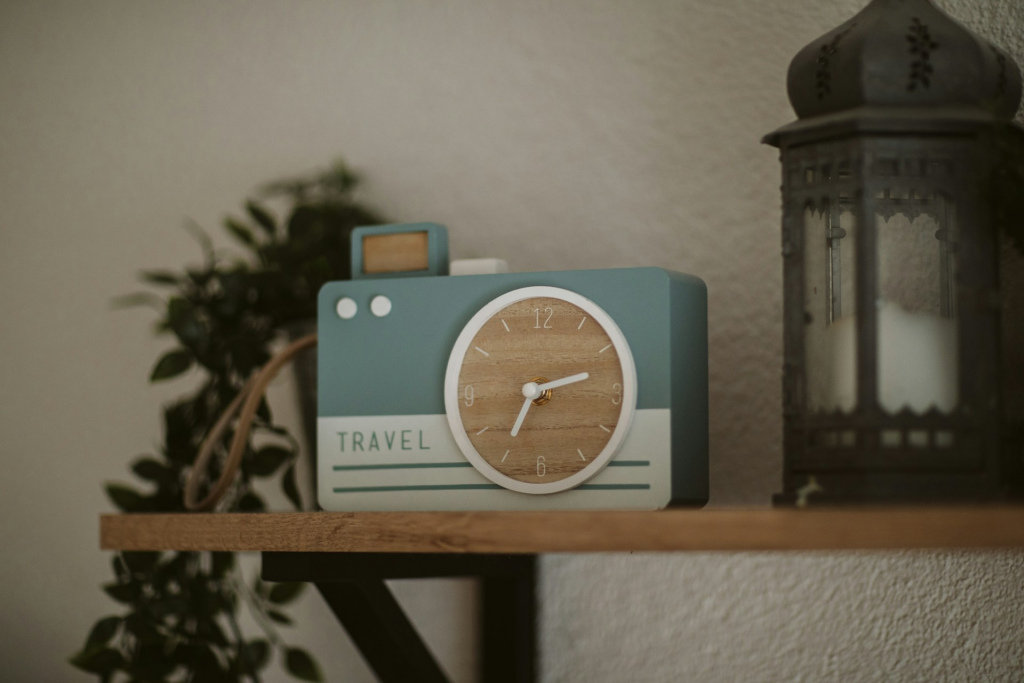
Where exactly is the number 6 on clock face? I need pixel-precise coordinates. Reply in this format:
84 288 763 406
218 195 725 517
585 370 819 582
444 286 638 494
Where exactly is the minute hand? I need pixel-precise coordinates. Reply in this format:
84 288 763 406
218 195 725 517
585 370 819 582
536 372 589 392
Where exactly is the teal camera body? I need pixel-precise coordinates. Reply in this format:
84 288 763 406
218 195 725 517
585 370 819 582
317 224 708 511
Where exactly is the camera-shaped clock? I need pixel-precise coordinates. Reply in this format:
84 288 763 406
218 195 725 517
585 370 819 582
317 223 708 511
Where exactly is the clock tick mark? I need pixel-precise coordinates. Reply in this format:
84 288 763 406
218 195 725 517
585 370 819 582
577 448 586 461
476 426 490 435
598 343 612 354
501 449 510 462
501 319 510 332
578 317 587 330
599 424 611 433
474 346 490 356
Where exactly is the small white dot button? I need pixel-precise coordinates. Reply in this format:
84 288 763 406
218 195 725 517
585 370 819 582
370 295 392 317
335 297 357 319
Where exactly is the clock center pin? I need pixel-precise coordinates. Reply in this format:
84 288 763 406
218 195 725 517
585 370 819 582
525 377 553 406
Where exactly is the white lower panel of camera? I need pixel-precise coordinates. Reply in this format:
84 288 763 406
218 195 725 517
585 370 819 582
317 409 672 511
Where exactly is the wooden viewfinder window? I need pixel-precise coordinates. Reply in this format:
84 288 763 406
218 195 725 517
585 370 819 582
362 231 430 274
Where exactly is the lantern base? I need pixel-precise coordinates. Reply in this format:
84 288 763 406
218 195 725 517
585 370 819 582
773 471 1020 507
776 415 1024 506
772 493 1019 508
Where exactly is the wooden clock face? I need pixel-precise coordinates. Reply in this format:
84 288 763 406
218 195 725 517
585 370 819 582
444 287 637 494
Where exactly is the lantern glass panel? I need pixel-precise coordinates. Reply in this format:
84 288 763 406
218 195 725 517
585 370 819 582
875 187 959 414
803 188 858 414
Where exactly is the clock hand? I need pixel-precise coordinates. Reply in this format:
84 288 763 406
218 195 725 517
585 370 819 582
510 373 590 438
511 396 534 438
535 372 589 392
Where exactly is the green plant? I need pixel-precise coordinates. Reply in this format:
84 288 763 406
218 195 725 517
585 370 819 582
70 161 385 682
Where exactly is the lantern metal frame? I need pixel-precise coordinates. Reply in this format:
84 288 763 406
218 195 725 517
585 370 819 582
764 0 1024 504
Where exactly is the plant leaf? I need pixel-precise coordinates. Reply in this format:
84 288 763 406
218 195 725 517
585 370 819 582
248 446 291 477
255 396 272 423
69 646 124 675
246 200 277 236
111 555 130 582
211 551 235 579
281 464 301 511
182 218 215 262
111 292 164 310
285 647 322 682
225 217 256 247
268 582 304 605
130 636 178 678
103 581 139 603
150 349 194 381
148 596 189 620
167 297 207 349
122 551 160 574
237 492 266 512
140 270 180 285
266 609 292 626
204 617 230 647
132 457 172 483
83 616 121 653
287 204 319 242
243 639 271 670
328 158 359 190
106 484 145 512
189 643 227 678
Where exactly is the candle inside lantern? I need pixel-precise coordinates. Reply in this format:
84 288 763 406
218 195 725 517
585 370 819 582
876 208 959 413
807 304 957 414
877 302 958 413
804 205 857 413
804 208 959 414
805 313 856 413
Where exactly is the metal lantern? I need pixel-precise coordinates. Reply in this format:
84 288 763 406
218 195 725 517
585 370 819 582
764 0 1024 504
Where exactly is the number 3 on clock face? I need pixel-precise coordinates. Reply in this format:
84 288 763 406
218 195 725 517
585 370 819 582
444 286 638 494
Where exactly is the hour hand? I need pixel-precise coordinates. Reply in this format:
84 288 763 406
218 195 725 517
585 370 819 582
510 396 534 438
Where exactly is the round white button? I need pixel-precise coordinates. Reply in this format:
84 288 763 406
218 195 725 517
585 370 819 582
370 295 392 317
335 297 357 319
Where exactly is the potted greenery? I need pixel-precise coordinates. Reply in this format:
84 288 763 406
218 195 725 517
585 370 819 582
70 161 384 682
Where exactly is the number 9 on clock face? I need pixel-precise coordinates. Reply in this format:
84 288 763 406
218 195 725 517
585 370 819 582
444 286 638 494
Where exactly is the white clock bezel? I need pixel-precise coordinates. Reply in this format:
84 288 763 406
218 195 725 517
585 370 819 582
444 285 638 495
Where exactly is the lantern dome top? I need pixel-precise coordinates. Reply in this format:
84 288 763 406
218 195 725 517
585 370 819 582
767 0 1022 143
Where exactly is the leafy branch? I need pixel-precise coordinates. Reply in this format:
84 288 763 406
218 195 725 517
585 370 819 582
71 161 385 682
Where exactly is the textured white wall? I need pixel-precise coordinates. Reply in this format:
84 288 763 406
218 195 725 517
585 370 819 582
0 0 1022 681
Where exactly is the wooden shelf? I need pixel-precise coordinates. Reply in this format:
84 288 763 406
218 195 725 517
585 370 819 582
101 507 1024 554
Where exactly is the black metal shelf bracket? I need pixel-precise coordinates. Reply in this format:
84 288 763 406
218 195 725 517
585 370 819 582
262 552 537 683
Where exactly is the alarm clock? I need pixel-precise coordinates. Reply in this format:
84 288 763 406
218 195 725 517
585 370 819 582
316 224 708 511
